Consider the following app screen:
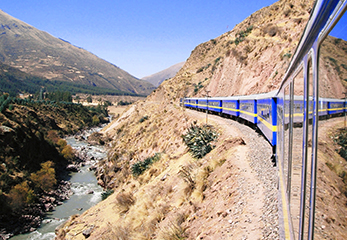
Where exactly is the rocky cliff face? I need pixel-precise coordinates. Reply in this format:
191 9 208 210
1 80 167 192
0 10 154 96
151 0 314 103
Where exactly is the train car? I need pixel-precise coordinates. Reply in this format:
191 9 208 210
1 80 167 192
256 92 277 146
183 98 190 108
221 97 239 117
207 98 222 114
183 98 198 109
197 98 208 111
327 98 345 115
238 95 257 124
318 98 328 117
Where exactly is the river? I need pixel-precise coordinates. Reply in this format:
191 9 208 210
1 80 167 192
10 128 107 240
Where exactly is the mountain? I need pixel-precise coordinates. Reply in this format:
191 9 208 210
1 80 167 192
142 62 185 87
0 61 142 96
0 10 155 96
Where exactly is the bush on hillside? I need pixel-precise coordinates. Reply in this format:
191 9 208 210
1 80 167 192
182 123 218 159
131 153 162 176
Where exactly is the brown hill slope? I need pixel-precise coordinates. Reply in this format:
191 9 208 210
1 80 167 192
0 10 154 95
56 0 347 239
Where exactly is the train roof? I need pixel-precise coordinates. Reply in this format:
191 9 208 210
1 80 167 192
237 91 277 100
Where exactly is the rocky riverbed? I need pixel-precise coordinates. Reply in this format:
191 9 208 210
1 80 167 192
4 127 108 240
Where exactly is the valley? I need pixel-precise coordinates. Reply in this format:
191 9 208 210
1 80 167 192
1 0 347 239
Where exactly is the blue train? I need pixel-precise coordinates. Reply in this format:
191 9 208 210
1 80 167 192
182 94 346 150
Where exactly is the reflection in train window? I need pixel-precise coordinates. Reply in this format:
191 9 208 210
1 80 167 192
316 8 347 240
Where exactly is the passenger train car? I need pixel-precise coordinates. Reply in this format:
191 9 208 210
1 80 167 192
182 0 347 239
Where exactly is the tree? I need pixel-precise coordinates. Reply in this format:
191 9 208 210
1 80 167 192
86 95 93 103
61 145 75 161
30 161 57 192
46 130 60 144
57 139 67 151
92 115 100 125
9 181 33 211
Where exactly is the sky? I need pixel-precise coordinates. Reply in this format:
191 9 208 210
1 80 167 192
1 0 280 78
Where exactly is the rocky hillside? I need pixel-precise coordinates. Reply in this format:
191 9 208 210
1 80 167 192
0 10 154 96
142 62 185 87
56 0 347 239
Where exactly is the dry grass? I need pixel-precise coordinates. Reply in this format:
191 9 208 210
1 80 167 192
115 192 135 214
102 223 132 240
158 213 188 240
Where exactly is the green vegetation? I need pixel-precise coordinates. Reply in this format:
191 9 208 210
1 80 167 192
283 52 292 59
0 92 108 222
182 123 218 159
45 91 72 102
193 82 204 94
196 63 211 74
0 62 142 97
117 100 133 106
131 153 162 176
234 26 253 46
139 115 149 123
101 189 114 201
332 129 347 196
334 129 347 160
86 95 93 103
30 161 57 192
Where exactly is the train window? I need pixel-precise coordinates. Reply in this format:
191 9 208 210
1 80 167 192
290 67 306 239
277 89 284 169
315 9 347 239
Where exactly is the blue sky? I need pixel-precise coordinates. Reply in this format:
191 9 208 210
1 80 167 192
2 0 280 78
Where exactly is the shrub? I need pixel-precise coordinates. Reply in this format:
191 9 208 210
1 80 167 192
159 213 188 240
210 39 217 45
181 123 218 159
196 67 204 73
131 153 161 176
334 129 347 160
264 25 279 37
139 115 149 123
283 52 292 59
86 96 93 103
101 189 114 200
116 192 135 213
193 82 203 94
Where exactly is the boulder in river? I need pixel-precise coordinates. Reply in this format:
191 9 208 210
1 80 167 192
86 190 94 195
66 164 79 172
